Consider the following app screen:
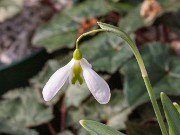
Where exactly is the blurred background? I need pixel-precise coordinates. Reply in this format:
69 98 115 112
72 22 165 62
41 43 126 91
0 0 180 135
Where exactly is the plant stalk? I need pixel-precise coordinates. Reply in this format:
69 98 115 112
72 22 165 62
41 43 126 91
76 22 168 135
143 76 168 135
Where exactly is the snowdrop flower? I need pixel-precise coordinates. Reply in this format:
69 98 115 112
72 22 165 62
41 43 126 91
42 49 111 104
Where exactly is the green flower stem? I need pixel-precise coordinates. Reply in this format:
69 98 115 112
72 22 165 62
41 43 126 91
144 76 168 135
76 22 168 135
76 29 106 49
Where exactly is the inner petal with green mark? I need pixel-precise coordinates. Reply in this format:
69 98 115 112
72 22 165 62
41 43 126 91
72 61 83 85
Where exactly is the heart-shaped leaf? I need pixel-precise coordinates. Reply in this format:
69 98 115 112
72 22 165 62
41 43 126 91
80 33 133 73
0 120 39 135
126 121 161 135
0 87 53 127
66 91 132 130
33 0 112 52
119 0 180 33
65 84 90 108
121 42 180 106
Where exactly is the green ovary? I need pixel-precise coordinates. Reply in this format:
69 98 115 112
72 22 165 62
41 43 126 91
72 61 83 85
73 49 82 60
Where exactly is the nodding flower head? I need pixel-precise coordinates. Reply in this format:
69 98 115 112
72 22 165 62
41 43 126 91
42 49 111 104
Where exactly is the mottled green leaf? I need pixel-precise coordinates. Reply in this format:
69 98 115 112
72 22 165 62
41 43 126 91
85 91 131 130
58 130 73 135
0 0 24 22
66 91 132 130
32 0 112 52
66 107 85 128
126 121 161 135
121 42 180 106
119 0 180 33
80 120 125 135
30 60 61 88
30 59 68 105
65 84 90 107
0 120 39 135
162 0 180 12
80 33 133 73
0 88 53 127
157 1 180 37
119 6 145 33
107 107 132 130
160 11 180 37
107 1 134 12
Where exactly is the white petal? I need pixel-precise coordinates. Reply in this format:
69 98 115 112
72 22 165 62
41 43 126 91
81 58 92 68
80 59 111 104
68 60 79 84
42 59 75 101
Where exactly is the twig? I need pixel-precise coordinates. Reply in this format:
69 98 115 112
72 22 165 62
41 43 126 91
60 99 66 132
163 25 170 42
156 25 160 41
47 122 57 135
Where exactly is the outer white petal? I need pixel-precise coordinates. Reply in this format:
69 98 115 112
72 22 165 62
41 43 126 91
81 58 92 68
80 58 111 104
42 59 75 101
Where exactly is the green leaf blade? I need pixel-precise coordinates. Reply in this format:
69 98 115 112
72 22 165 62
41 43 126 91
161 92 180 135
80 120 125 135
173 103 180 114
